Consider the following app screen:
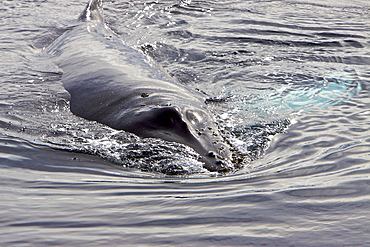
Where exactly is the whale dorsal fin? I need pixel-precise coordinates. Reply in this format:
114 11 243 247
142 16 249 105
78 0 104 22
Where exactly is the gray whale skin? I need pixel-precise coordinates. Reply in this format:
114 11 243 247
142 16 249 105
46 0 233 172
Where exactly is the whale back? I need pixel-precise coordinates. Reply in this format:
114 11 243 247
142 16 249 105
46 0 234 172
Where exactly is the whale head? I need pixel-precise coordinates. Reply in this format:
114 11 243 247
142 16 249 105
120 106 233 172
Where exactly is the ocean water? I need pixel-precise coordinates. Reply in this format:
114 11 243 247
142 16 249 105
1 0 369 246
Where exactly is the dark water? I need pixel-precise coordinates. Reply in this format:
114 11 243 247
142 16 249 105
1 0 370 246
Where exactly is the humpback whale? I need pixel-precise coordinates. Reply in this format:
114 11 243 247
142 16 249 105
46 0 233 172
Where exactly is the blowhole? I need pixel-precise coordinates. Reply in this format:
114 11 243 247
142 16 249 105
208 151 215 157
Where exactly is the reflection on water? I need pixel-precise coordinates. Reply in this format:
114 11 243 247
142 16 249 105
1 0 369 246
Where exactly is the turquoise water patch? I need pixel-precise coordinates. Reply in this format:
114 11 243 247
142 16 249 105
278 75 362 111
225 70 362 117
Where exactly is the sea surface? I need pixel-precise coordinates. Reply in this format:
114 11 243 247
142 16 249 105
1 0 369 246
